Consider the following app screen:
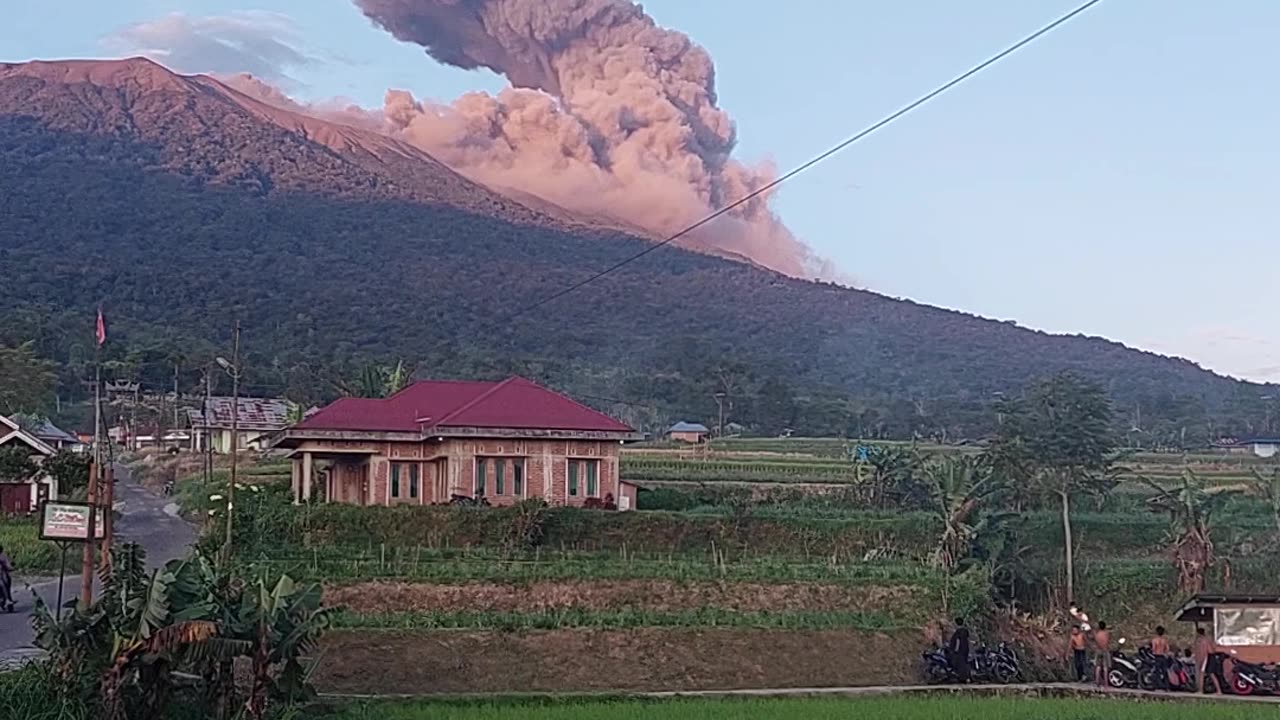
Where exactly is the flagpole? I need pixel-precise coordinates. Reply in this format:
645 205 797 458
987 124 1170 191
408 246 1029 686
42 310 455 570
82 310 103 607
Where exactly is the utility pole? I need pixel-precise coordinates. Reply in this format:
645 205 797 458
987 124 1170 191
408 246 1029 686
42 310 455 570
202 368 213 481
173 361 180 428
714 391 727 439
217 321 242 565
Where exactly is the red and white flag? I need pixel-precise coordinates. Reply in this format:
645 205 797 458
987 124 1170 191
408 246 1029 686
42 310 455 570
96 305 107 347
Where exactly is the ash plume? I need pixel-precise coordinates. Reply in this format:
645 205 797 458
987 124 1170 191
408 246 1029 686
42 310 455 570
354 0 822 278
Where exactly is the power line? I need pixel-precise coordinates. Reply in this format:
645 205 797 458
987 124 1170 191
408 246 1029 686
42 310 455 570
501 0 1104 322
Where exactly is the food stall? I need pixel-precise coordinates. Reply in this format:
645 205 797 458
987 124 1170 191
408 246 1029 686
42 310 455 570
1176 594 1280 664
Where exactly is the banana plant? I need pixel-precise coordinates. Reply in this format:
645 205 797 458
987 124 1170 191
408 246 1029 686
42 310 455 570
239 572 334 719
1141 470 1240 594
923 455 1010 573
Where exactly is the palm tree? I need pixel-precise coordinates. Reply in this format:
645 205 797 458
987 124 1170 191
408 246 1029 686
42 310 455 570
1141 470 1239 594
923 455 1008 573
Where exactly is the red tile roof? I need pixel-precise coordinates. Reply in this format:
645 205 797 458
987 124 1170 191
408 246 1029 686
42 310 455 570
294 377 634 434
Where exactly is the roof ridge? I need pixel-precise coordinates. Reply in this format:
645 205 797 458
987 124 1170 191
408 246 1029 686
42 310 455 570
512 377 631 426
430 377 518 429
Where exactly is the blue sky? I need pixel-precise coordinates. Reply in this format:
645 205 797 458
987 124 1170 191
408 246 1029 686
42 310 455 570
4 1 1277 383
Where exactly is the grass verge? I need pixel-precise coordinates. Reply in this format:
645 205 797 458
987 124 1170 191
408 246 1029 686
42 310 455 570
0 516 58 573
323 696 1265 720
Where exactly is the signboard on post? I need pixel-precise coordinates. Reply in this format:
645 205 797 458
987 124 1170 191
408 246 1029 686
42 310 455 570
39 501 106 541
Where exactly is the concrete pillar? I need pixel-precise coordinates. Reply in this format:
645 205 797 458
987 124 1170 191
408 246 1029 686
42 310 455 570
302 452 313 502
290 458 301 505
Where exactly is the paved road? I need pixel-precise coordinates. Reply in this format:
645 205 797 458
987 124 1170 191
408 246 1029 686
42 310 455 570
0 464 195 667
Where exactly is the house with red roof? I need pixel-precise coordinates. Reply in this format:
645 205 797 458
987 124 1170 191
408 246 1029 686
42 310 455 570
269 377 644 510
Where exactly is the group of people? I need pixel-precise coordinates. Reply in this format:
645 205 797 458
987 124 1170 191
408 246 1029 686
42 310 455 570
1068 605 1228 693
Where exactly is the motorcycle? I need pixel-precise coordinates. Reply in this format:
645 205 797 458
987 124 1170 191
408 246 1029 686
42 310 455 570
449 494 492 507
1106 638 1141 689
1228 658 1280 696
922 646 957 684
1136 646 1193 692
973 642 1022 684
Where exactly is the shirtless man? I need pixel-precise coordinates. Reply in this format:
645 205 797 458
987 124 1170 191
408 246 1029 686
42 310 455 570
1193 627 1222 694
1093 621 1112 687
1069 625 1088 682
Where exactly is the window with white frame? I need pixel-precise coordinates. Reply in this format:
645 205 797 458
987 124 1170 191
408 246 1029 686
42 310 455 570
567 459 600 498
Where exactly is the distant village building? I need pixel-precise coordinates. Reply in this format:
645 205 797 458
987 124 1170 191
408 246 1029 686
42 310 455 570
269 377 642 510
28 419 84 453
187 397 293 453
1214 437 1280 459
667 421 710 444
0 414 59 514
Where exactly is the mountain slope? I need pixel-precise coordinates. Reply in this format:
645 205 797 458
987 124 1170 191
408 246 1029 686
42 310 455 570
0 59 1269 438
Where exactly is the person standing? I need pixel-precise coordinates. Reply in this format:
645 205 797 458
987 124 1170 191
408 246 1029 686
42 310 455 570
1193 626 1223 694
1069 625 1088 682
1151 625 1171 686
1093 621 1112 687
948 617 971 683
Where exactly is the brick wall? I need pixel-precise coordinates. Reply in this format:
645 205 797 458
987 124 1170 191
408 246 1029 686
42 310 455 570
314 437 623 508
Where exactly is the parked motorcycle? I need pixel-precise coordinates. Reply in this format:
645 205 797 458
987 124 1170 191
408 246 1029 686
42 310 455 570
973 642 1022 684
449 494 492 507
1106 638 1141 689
1228 658 1280 696
922 646 957 684
1136 646 1193 692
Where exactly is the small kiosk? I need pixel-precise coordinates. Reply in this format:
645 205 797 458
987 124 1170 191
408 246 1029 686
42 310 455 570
1176 594 1280 664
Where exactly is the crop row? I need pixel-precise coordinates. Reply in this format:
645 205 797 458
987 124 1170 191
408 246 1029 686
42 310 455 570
331 608 908 632
246 547 944 585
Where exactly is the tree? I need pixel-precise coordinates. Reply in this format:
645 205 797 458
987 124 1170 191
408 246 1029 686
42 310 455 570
922 455 1009 573
32 544 330 720
1246 468 1280 539
992 371 1117 602
0 444 39 484
336 360 413 398
44 451 92 499
1142 471 1239 594
0 342 56 416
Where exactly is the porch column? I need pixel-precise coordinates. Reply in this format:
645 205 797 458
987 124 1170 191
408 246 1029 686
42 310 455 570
290 458 302 505
302 452 313 502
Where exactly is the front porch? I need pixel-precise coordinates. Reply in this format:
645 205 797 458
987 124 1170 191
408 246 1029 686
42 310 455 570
289 449 378 505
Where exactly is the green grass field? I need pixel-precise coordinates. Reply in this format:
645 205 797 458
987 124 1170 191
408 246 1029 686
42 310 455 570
327 696 1273 720
0 516 59 573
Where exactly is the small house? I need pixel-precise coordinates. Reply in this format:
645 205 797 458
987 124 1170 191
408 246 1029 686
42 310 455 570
0 414 59 514
269 377 643 510
29 419 84 452
668 421 710 444
187 396 293 453
1213 437 1280 459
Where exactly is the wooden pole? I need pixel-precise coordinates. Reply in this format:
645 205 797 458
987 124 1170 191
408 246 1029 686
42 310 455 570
80 460 98 607
101 464 115 562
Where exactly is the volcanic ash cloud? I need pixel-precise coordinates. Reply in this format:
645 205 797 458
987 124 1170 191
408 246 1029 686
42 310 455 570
355 0 822 278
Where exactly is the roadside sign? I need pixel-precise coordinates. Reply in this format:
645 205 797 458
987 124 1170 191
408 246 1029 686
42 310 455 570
39 501 106 541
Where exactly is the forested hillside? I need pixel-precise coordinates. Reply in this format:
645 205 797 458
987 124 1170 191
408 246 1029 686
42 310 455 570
0 59 1272 440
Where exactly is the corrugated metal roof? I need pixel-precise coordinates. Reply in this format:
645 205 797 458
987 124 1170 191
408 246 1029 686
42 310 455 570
669 421 709 433
294 377 633 434
187 397 292 430
32 420 80 444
